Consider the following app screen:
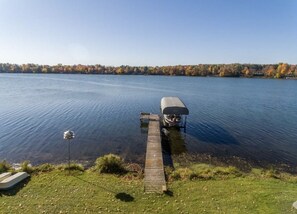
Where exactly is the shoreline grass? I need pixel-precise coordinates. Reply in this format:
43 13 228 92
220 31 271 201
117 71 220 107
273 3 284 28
1 160 297 213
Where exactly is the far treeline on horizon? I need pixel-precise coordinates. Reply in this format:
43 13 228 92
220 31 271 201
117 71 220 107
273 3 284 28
0 63 297 79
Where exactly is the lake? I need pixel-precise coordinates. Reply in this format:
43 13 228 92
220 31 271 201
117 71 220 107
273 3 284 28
0 74 296 170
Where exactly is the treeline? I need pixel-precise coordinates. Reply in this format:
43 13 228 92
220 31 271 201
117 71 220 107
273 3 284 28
1 63 297 78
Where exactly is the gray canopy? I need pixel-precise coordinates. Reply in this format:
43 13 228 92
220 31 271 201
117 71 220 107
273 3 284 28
161 97 189 115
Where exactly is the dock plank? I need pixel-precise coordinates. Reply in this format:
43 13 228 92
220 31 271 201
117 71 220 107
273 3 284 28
144 114 167 193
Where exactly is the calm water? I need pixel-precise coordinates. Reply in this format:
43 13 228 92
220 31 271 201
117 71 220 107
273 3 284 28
0 74 296 169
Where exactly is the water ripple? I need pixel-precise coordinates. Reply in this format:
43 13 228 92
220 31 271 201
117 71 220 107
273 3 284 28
0 74 296 168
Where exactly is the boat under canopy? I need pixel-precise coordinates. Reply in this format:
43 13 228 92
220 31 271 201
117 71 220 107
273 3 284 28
161 97 189 115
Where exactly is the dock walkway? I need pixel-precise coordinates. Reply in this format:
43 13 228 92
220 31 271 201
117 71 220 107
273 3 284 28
141 113 167 193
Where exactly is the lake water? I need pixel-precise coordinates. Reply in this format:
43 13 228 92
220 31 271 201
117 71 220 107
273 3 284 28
0 74 296 170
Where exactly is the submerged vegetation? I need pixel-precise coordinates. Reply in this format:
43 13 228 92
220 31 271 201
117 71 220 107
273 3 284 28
1 62 297 79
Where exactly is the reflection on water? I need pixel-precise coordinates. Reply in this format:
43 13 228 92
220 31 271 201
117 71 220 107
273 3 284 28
0 74 297 171
162 127 187 167
165 128 187 155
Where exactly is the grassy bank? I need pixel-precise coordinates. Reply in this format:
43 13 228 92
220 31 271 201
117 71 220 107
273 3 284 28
1 164 297 213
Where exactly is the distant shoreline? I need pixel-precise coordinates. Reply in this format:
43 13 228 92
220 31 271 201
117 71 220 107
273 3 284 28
1 72 297 80
1 63 296 79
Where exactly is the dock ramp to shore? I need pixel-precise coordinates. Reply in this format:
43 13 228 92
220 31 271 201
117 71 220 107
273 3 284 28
140 113 167 193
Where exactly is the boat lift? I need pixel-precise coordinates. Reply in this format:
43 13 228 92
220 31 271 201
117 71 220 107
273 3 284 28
160 96 189 130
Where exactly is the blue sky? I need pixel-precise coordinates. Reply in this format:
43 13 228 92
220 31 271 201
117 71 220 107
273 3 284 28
0 0 296 66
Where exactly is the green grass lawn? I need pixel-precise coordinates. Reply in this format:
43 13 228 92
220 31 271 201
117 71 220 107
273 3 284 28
1 170 297 214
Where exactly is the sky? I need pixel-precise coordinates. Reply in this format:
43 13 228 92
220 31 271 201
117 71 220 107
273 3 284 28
0 0 296 66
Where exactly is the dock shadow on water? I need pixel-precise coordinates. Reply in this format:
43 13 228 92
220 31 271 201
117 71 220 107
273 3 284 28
162 127 187 167
189 122 240 145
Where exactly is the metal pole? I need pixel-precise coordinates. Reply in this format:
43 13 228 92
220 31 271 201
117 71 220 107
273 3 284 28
63 130 74 175
68 140 70 175
184 116 187 133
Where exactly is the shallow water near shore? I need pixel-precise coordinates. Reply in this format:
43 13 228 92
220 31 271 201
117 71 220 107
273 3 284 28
0 74 296 171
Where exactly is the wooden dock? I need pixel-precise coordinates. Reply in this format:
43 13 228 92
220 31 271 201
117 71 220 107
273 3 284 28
141 113 167 193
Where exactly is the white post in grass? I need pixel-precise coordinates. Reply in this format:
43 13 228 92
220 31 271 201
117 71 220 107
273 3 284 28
63 130 75 174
